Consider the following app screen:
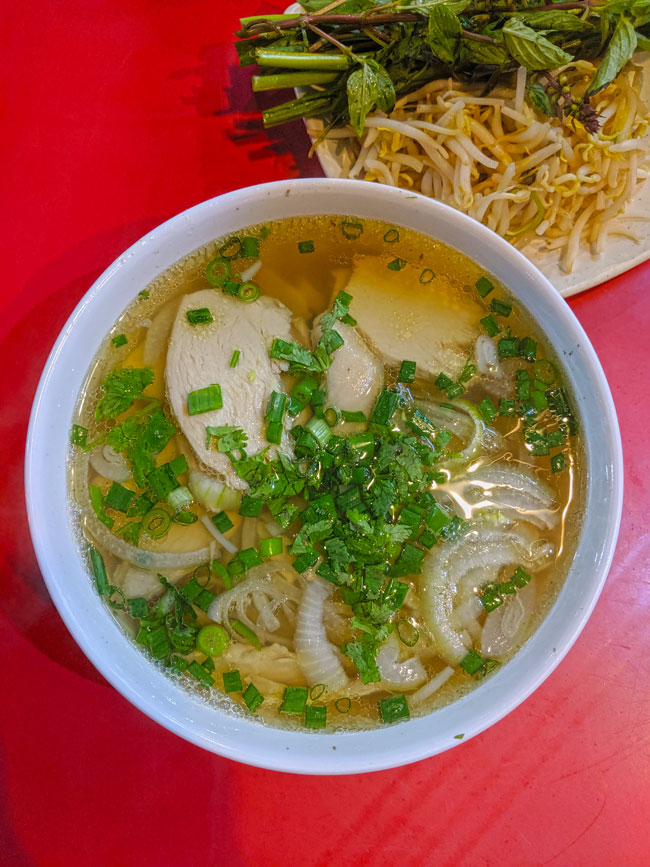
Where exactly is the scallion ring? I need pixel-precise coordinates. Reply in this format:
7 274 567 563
334 697 351 714
107 585 126 610
173 510 198 525
383 228 400 244
396 618 420 647
310 684 326 701
219 237 242 260
193 563 211 588
205 256 231 288
323 406 341 428
419 268 435 284
237 281 260 303
142 508 171 539
533 359 557 385
340 219 363 240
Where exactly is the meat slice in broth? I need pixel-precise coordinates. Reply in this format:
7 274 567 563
165 288 294 490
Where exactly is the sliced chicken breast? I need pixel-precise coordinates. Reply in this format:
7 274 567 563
343 257 482 381
166 289 293 490
312 316 384 418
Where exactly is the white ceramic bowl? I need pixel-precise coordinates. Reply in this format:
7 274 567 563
26 179 623 774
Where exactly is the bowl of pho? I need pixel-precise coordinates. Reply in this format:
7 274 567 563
26 179 622 773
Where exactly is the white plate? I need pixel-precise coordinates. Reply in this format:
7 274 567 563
284 4 650 297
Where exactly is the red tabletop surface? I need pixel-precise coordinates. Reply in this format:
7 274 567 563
2 2 650 864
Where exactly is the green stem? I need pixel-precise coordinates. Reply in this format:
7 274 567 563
255 49 351 70
262 93 336 127
252 71 339 91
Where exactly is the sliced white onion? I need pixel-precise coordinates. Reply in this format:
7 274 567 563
410 666 455 706
143 300 177 365
240 259 262 283
294 577 348 689
465 462 558 529
481 579 536 657
89 445 131 483
201 515 237 554
189 470 242 512
376 636 427 690
241 516 258 550
224 641 305 686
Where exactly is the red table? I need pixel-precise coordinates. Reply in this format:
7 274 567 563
2 2 649 864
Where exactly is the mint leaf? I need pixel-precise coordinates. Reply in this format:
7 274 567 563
588 17 637 93
427 4 462 65
95 367 154 420
347 59 396 137
502 19 573 70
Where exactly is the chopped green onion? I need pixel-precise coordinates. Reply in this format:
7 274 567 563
128 596 148 618
306 416 332 447
383 228 400 243
340 219 363 240
188 660 214 687
111 333 128 348
230 349 241 368
512 565 532 587
240 236 259 258
378 694 410 723
212 511 234 533
323 406 341 428
499 399 516 416
335 697 351 714
148 627 171 660
480 314 501 338
475 276 494 298
142 508 171 539
304 705 327 729
192 563 211 587
212 560 231 589
497 337 518 358
107 585 126 610
243 683 264 712
309 683 326 701
146 464 180 500
292 376 319 405
186 308 214 325
518 336 538 361
70 424 88 447
187 384 222 415
166 485 193 512
138 289 149 300
370 389 400 426
265 391 287 423
287 396 305 417
280 686 308 714
533 359 557 384
239 496 263 518
419 268 435 284
222 279 241 296
396 618 420 647
341 410 366 423
89 485 114 529
197 624 229 657
205 256 231 287
266 421 283 444
173 509 197 525
387 257 407 271
298 240 315 253
237 281 260 303
459 649 485 676
551 453 566 473
490 298 512 317
219 237 242 259
231 618 261 650
398 360 417 383
202 656 215 673
104 482 134 513
89 546 109 595
223 670 243 692
478 397 497 423
238 547 263 570
169 455 188 476
260 537 283 557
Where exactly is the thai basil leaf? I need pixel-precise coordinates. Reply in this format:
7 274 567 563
502 19 573 70
528 81 553 115
637 31 650 49
411 0 469 16
515 10 594 32
461 39 509 66
427 4 462 64
347 59 396 136
588 17 637 93
302 0 373 11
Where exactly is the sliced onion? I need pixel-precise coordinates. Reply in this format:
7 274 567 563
89 445 131 483
201 515 237 554
481 579 536 657
465 462 558 529
224 641 305 686
376 636 427 690
410 666 455 706
76 454 210 569
294 577 348 689
475 334 502 377
143 300 177 365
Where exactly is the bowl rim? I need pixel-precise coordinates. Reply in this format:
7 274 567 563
25 178 623 774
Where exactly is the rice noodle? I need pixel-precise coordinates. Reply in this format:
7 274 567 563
333 64 649 272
